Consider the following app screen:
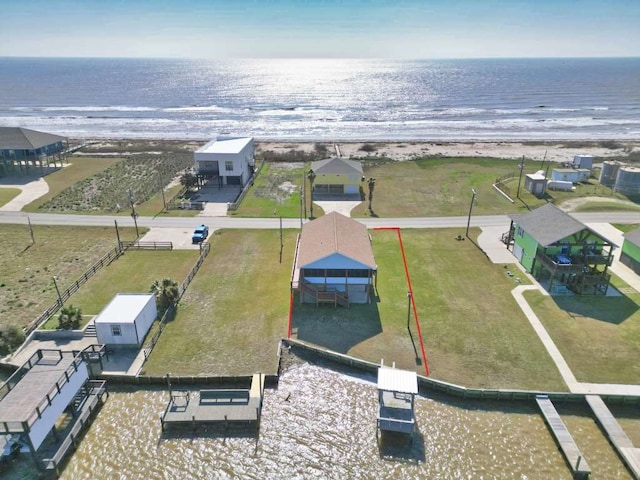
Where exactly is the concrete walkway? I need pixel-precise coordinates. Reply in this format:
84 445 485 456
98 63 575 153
477 226 516 263
314 200 362 217
0 176 49 211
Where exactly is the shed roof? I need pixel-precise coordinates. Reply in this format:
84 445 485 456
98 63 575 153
526 173 546 181
311 157 363 176
378 366 418 394
94 293 155 325
297 212 376 269
196 137 252 155
624 228 640 247
508 203 615 247
0 127 66 150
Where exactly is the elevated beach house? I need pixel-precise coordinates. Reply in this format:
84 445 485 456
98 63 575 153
309 157 364 195
291 212 377 306
620 228 640 275
0 127 67 175
504 204 615 295
194 136 255 186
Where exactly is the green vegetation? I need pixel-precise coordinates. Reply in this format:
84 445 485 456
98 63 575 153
40 250 197 329
0 187 21 208
0 324 25 356
150 277 180 313
143 230 295 376
30 153 193 213
0 224 138 330
612 223 640 234
524 275 640 384
57 304 82 330
573 201 640 213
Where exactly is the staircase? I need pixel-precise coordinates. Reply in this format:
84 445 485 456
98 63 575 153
84 323 97 337
301 283 350 309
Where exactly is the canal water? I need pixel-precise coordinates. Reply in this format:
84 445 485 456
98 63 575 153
1 356 634 479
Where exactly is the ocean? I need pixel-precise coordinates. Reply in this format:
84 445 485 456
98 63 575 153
1 57 639 141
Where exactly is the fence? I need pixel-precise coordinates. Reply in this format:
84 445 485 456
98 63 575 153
119 241 173 250
23 245 125 336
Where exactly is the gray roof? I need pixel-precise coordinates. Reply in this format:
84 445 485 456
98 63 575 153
0 127 66 150
311 157 363 176
508 203 615 247
624 228 640 247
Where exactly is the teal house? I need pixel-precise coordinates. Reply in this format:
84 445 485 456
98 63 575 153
620 229 640 274
504 204 616 295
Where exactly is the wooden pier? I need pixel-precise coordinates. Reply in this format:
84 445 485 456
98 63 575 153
160 374 265 432
536 395 591 479
586 395 640 479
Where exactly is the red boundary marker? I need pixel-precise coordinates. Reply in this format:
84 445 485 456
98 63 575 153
287 290 294 339
374 227 430 376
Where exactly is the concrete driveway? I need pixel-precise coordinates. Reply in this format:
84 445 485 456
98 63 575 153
0 176 50 211
139 227 208 250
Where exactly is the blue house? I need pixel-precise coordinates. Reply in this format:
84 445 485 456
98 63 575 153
0 127 67 175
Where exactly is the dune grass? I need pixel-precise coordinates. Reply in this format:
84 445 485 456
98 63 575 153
524 276 640 384
0 187 21 208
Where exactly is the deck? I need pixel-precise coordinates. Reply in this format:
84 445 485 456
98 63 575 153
161 374 265 431
586 395 640 479
536 395 591 479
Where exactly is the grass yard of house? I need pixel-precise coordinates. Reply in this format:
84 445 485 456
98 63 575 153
524 276 640 385
0 187 21 208
142 229 296 376
40 249 198 329
0 224 139 330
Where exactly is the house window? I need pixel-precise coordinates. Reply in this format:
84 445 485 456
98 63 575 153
111 325 122 336
517 226 524 237
225 161 234 172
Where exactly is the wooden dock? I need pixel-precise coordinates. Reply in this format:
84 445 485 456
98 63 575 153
586 395 640 480
536 395 591 479
161 374 265 431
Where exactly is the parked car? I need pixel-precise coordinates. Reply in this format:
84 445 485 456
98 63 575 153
192 225 209 244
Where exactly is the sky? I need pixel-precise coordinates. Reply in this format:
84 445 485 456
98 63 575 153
2 0 639 59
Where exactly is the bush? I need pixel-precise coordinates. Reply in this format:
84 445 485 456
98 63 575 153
58 304 82 330
0 325 26 356
359 143 378 153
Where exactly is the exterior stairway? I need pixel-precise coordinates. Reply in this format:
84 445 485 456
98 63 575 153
84 323 97 337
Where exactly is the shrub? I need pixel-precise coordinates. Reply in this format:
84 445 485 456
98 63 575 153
58 304 82 330
359 143 378 153
0 324 26 356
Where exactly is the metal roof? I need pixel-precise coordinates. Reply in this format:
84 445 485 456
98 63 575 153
311 157 363 176
0 127 66 150
508 203 615 247
297 212 376 269
624 228 640 247
196 137 252 155
377 366 418 394
94 293 155 324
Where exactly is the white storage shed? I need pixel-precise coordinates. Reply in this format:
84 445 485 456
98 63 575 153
95 293 157 346
551 169 582 184
573 155 593 169
194 136 255 186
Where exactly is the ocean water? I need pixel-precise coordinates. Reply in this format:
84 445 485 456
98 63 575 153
1 57 639 141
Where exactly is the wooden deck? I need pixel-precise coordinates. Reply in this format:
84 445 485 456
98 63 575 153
586 395 640 480
536 395 591 479
161 374 265 431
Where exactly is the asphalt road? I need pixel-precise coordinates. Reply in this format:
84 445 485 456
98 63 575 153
1 210 640 230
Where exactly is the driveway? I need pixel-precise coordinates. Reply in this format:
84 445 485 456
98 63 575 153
139 227 207 250
0 176 50 211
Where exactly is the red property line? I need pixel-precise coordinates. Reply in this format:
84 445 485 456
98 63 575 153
374 227 430 376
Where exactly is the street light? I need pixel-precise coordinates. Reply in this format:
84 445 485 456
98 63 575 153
406 291 412 330
52 276 63 307
466 188 477 238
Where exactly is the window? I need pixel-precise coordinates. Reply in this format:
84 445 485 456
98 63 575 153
225 161 234 172
111 325 122 336
517 226 524 237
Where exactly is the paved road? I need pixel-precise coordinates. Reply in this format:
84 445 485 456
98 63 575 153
2 210 640 230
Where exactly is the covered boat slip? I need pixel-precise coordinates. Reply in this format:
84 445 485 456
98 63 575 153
377 365 418 436
161 374 265 431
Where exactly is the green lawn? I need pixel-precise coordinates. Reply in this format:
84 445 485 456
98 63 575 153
23 157 121 211
142 229 296 376
612 223 640 234
40 250 198 329
293 228 564 391
524 276 640 384
0 224 138 330
0 187 21 208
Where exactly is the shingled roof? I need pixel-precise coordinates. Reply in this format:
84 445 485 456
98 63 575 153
508 203 614 247
0 127 66 150
311 157 363 176
297 212 376 269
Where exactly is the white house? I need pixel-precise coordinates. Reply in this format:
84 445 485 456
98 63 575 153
194 136 255 186
94 293 157 347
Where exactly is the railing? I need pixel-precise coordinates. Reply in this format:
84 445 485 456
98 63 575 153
119 240 173 250
535 252 584 274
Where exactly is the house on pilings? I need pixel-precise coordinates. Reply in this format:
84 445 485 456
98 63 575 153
503 204 616 295
0 127 67 176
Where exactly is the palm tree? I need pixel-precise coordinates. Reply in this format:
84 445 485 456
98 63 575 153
150 278 180 312
367 177 376 211
58 304 83 330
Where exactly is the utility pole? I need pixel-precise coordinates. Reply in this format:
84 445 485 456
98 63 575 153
27 216 35 244
406 291 412 330
466 188 477 238
307 169 316 219
303 170 307 219
52 276 63 307
516 156 525 198
160 176 167 211
114 219 121 249
128 188 139 238
299 186 303 229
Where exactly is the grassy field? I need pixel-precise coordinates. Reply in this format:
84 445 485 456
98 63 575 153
40 250 198 329
291 228 564 391
524 276 640 384
612 223 640 233
0 224 139 330
143 229 296 376
0 187 21 208
23 157 121 211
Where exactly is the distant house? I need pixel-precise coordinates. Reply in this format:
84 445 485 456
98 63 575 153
310 157 364 195
0 127 67 174
505 204 616 294
94 293 157 347
292 212 377 305
620 228 640 274
194 136 255 186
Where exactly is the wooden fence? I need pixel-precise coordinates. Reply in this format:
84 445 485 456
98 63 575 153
119 241 173 250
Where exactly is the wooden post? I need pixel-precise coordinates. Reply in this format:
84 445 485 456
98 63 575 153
27 216 35 244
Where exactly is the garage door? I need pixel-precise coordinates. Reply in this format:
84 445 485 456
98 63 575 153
314 184 344 194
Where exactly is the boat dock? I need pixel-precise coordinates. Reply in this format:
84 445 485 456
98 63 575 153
586 395 640 479
535 395 591 479
160 374 265 432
